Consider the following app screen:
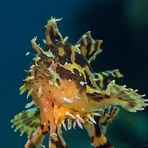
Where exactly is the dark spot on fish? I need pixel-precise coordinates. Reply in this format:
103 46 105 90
23 119 32 126
91 136 94 143
128 101 136 108
94 116 101 137
51 137 56 144
51 136 68 148
28 143 35 148
88 93 104 102
51 102 54 108
104 94 110 98
40 124 44 130
28 133 33 140
42 131 48 135
75 52 87 67
101 121 108 126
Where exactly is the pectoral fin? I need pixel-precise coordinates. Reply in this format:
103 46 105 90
11 107 40 136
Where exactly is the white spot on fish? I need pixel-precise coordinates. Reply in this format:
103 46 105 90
73 121 77 129
82 108 85 111
79 73 82 76
63 97 73 104
66 112 75 119
37 87 42 97
43 108 48 112
80 81 87 86
93 112 101 116
76 119 83 129
68 119 72 130
87 114 96 124
62 120 67 131
141 94 146 97
25 51 30 56
76 114 85 123
75 96 80 99
64 62 68 66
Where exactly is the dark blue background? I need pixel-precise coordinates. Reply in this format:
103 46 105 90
1 0 148 147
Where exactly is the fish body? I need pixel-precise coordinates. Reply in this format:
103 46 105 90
11 17 148 148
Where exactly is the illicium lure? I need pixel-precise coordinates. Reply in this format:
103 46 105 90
11 17 148 148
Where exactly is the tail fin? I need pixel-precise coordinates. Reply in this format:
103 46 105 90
11 107 40 136
107 80 148 112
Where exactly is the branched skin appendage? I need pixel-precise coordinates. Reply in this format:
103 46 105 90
11 17 148 148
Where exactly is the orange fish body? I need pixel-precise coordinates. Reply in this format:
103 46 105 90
11 17 148 148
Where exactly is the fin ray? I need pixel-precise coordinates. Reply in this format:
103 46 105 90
100 106 119 134
45 17 63 49
11 107 40 136
107 80 148 112
95 69 123 88
75 31 102 63
85 116 113 148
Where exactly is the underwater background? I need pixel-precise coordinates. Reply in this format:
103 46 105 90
1 0 148 147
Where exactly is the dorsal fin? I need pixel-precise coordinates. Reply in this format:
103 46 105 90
75 31 103 63
95 69 123 89
45 17 63 49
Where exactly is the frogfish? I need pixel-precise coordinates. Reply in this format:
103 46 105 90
11 17 148 148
